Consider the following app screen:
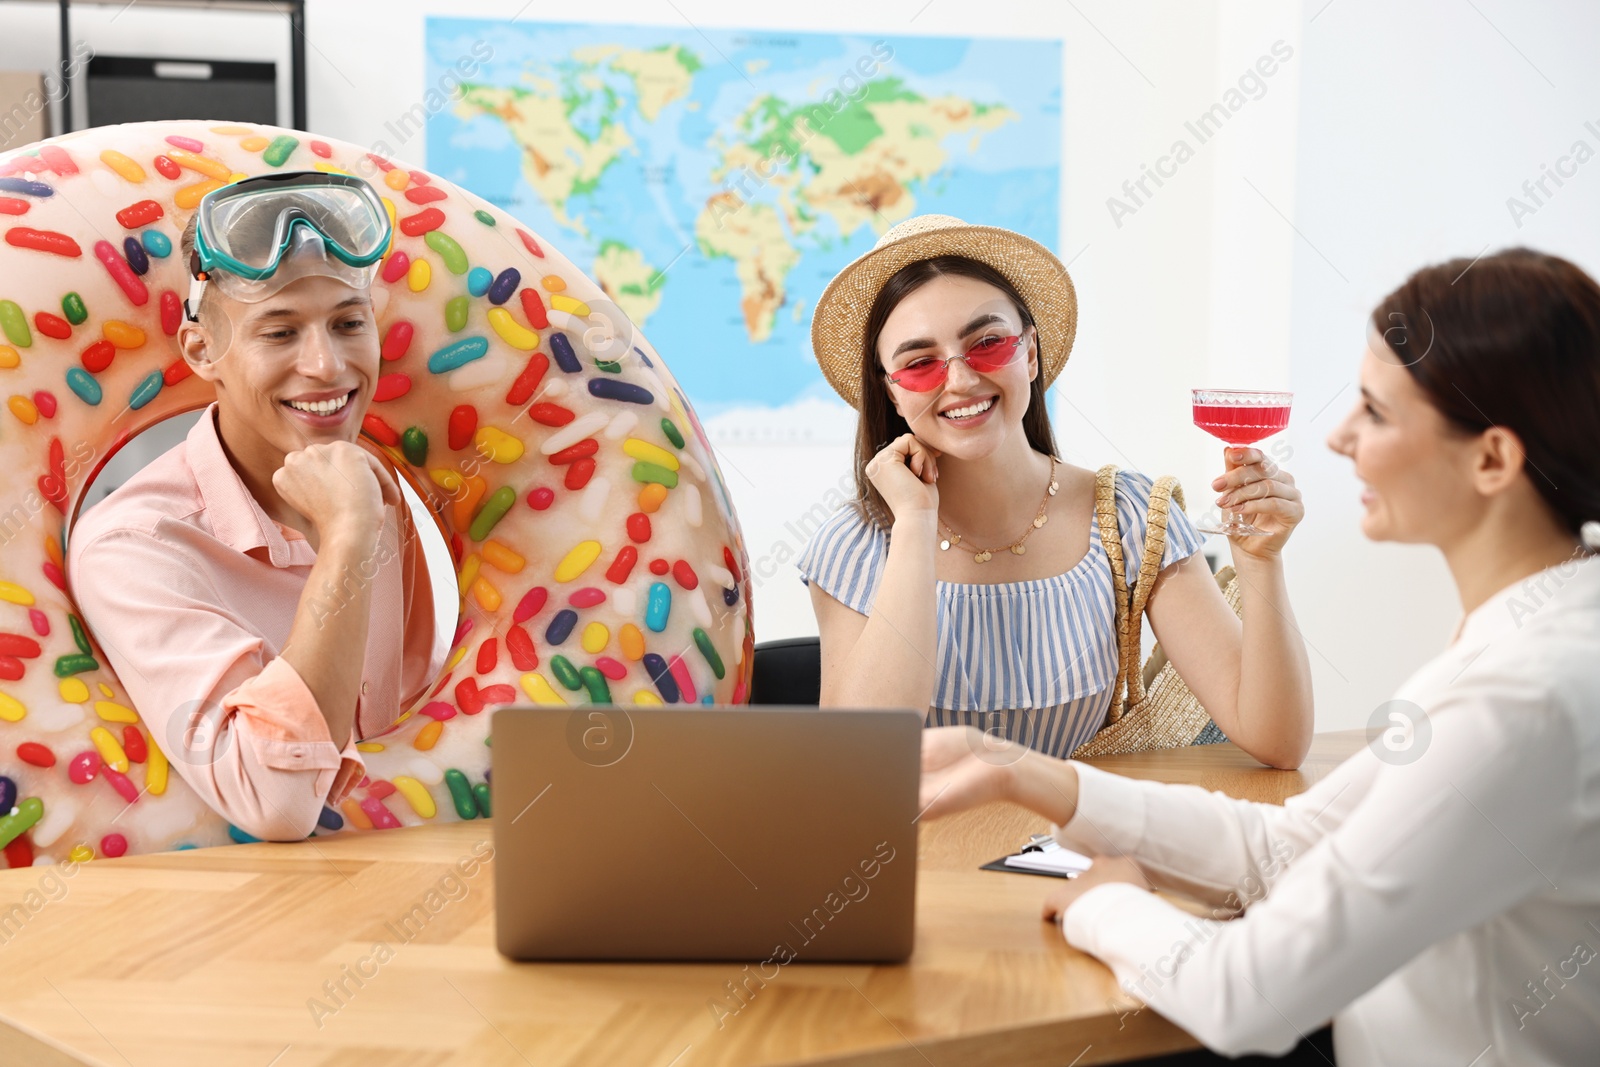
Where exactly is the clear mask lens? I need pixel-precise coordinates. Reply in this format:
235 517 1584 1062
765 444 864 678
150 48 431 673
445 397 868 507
203 183 388 272
206 228 378 304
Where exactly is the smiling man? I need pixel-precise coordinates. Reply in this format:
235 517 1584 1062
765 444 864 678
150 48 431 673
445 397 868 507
67 172 444 842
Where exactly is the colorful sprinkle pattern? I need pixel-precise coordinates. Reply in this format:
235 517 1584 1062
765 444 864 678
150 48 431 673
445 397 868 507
0 122 753 865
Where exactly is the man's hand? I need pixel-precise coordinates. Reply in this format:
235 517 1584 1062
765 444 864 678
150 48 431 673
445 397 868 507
272 442 401 545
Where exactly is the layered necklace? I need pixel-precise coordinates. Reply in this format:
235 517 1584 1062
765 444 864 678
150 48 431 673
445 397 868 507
937 457 1058 563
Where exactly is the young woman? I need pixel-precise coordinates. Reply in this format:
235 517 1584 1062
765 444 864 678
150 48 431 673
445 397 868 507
920 247 1600 1064
798 215 1314 768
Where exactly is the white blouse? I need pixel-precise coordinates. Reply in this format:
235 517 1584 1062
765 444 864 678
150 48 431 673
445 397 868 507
1055 554 1600 1065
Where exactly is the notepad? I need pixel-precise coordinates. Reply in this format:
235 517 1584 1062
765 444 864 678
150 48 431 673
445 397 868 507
980 835 1095 879
1006 839 1094 875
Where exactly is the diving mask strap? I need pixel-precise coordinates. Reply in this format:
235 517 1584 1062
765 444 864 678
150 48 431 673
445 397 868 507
185 271 209 323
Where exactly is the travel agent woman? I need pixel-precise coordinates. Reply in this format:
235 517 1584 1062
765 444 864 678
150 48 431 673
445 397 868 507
921 248 1600 1063
796 215 1314 768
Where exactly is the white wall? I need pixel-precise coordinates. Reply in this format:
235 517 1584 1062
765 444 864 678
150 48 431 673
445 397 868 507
1285 0 1600 729
9 1 1598 730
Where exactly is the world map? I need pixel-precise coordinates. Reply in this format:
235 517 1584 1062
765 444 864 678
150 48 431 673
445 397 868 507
425 20 1061 419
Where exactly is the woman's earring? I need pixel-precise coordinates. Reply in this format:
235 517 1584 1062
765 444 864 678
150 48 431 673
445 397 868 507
1582 520 1600 552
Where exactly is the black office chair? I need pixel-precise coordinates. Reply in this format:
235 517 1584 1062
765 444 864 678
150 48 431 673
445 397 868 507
749 636 821 705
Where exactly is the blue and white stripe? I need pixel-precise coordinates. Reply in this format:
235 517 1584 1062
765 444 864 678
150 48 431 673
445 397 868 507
797 469 1208 758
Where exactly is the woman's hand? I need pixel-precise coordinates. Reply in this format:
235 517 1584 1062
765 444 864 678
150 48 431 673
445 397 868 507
1212 446 1303 559
918 725 1020 820
1041 855 1153 923
866 433 941 519
920 726 1082 826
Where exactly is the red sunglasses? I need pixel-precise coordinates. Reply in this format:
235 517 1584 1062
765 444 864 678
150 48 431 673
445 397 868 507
885 335 1025 392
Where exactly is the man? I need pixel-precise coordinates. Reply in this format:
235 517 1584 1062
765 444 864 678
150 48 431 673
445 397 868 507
69 172 445 841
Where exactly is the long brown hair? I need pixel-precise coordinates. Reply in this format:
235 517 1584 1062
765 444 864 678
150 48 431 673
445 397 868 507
852 255 1059 528
1372 247 1600 538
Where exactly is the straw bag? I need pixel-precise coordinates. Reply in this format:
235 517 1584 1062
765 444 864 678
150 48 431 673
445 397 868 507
1069 465 1242 758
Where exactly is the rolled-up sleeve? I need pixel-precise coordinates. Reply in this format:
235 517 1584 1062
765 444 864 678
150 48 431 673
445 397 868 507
68 525 360 841
223 657 367 805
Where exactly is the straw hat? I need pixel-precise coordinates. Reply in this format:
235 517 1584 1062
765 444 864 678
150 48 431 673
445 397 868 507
810 214 1078 409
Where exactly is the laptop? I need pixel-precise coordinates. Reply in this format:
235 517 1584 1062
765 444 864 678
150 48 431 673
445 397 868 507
491 706 922 962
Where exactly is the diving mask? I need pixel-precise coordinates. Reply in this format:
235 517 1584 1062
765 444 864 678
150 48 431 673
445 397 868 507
186 171 392 318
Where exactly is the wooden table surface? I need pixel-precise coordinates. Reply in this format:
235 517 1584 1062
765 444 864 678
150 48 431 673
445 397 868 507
0 731 1368 1067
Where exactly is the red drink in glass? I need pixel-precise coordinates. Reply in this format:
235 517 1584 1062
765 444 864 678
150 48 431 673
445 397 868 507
1191 389 1293 536
1192 401 1292 445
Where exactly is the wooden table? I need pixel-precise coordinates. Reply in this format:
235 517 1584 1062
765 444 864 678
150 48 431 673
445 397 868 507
0 731 1367 1067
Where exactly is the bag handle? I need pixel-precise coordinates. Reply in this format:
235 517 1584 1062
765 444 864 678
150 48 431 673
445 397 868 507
1094 465 1185 722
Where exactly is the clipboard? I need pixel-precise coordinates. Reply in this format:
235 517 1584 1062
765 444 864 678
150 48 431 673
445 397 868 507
980 833 1094 880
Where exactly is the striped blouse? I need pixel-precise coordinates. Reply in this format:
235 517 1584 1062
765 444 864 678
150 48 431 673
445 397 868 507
797 469 1210 759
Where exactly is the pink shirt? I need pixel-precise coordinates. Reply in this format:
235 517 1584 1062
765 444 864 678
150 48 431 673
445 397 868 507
67 403 446 841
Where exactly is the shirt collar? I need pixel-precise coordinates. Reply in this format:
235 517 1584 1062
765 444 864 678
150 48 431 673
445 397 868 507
185 402 299 568
1455 552 1600 647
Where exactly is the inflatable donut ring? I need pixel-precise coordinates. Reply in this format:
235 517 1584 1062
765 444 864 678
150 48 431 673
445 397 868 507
0 121 753 864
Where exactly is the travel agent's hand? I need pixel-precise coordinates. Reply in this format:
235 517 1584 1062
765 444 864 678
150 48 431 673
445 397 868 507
1041 855 1153 923
919 726 1082 826
919 725 1015 820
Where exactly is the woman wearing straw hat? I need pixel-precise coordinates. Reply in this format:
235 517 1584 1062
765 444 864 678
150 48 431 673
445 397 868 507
797 215 1314 767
